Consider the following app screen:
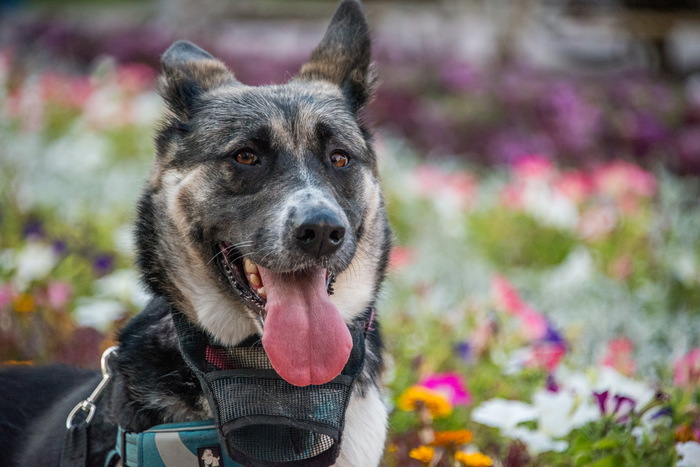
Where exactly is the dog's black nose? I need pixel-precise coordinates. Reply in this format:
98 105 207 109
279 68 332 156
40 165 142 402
294 211 346 257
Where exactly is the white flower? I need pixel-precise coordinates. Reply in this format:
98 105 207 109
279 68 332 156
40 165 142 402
522 181 579 230
676 441 700 467
532 389 598 438
14 242 59 288
471 398 538 430
506 427 568 455
95 268 150 307
74 298 125 331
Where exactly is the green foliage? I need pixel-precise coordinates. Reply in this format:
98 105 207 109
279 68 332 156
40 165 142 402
468 209 577 269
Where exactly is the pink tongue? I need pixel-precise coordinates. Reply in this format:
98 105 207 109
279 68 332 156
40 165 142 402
258 266 352 387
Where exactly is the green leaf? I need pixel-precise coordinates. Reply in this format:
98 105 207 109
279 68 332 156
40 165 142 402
591 437 620 451
589 455 624 467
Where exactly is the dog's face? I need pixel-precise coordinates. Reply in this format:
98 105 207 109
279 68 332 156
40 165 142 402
136 0 390 386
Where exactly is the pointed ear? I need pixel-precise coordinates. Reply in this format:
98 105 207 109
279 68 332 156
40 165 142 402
158 41 236 120
297 0 376 113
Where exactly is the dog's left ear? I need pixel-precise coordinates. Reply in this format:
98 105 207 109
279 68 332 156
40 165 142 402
297 0 376 113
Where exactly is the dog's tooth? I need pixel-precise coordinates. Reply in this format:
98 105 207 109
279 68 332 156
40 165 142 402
249 273 262 288
244 258 259 274
257 287 266 299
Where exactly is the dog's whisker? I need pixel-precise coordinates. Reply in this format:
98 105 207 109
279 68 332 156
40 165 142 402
206 240 255 265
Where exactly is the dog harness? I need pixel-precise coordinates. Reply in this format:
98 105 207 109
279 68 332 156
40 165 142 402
170 310 367 467
61 309 373 467
107 421 243 467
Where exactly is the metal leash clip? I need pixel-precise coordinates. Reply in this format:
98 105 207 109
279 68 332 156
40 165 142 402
65 346 118 429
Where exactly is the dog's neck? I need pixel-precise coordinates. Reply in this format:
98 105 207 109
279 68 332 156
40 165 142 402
109 297 211 432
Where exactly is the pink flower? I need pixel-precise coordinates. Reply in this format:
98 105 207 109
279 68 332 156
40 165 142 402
601 337 636 376
519 308 549 341
389 246 414 270
40 73 93 110
499 183 525 209
674 348 700 389
578 205 618 240
555 170 594 205
0 283 15 308
413 165 477 209
46 281 73 309
419 372 472 406
115 63 157 94
492 275 549 340
529 341 567 372
592 161 657 212
511 154 555 180
492 275 526 315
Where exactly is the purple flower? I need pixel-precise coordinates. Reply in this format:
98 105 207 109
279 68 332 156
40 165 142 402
440 61 482 93
593 390 637 421
546 373 560 393
22 219 45 239
52 240 68 256
455 341 472 362
93 253 114 276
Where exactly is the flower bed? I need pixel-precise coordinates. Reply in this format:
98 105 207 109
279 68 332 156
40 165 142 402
1 38 700 466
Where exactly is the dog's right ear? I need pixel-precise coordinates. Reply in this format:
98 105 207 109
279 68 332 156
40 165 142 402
159 41 236 120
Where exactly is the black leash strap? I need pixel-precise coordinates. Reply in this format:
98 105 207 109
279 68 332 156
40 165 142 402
60 424 89 467
60 346 118 467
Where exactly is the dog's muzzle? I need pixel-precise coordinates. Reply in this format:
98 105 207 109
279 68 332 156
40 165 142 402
172 311 365 467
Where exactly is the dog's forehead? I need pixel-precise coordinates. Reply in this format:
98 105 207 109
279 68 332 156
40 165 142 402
199 82 365 150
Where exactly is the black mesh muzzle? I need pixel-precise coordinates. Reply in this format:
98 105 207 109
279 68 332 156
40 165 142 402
172 312 365 467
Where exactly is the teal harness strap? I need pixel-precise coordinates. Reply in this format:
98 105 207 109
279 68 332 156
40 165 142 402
112 420 243 467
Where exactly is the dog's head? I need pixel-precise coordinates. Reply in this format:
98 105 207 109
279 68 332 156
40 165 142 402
136 0 390 386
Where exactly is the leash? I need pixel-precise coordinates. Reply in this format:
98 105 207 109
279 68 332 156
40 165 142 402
60 346 118 467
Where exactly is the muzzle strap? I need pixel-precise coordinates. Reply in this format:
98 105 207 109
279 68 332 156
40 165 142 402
171 311 366 467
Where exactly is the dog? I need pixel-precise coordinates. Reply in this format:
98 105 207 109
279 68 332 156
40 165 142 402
0 1 391 465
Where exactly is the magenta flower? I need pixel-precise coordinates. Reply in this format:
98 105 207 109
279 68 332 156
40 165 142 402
419 372 472 406
511 154 555 181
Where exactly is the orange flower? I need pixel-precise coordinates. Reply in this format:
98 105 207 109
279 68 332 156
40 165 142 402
397 385 453 418
455 451 494 467
409 445 435 463
675 424 698 443
14 293 35 313
431 429 474 447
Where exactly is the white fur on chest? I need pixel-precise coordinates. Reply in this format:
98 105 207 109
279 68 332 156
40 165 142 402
334 384 387 467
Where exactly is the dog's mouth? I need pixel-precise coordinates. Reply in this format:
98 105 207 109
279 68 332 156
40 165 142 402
216 241 351 387
217 242 337 315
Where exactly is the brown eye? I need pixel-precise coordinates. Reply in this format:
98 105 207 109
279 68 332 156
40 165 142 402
235 150 258 166
330 152 350 168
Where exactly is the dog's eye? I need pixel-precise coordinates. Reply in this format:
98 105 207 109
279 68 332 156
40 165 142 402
235 150 259 166
329 152 350 168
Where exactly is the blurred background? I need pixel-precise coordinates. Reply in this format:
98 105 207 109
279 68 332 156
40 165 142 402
2 1 700 465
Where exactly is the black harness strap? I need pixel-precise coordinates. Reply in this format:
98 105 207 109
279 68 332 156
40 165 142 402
60 423 88 467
